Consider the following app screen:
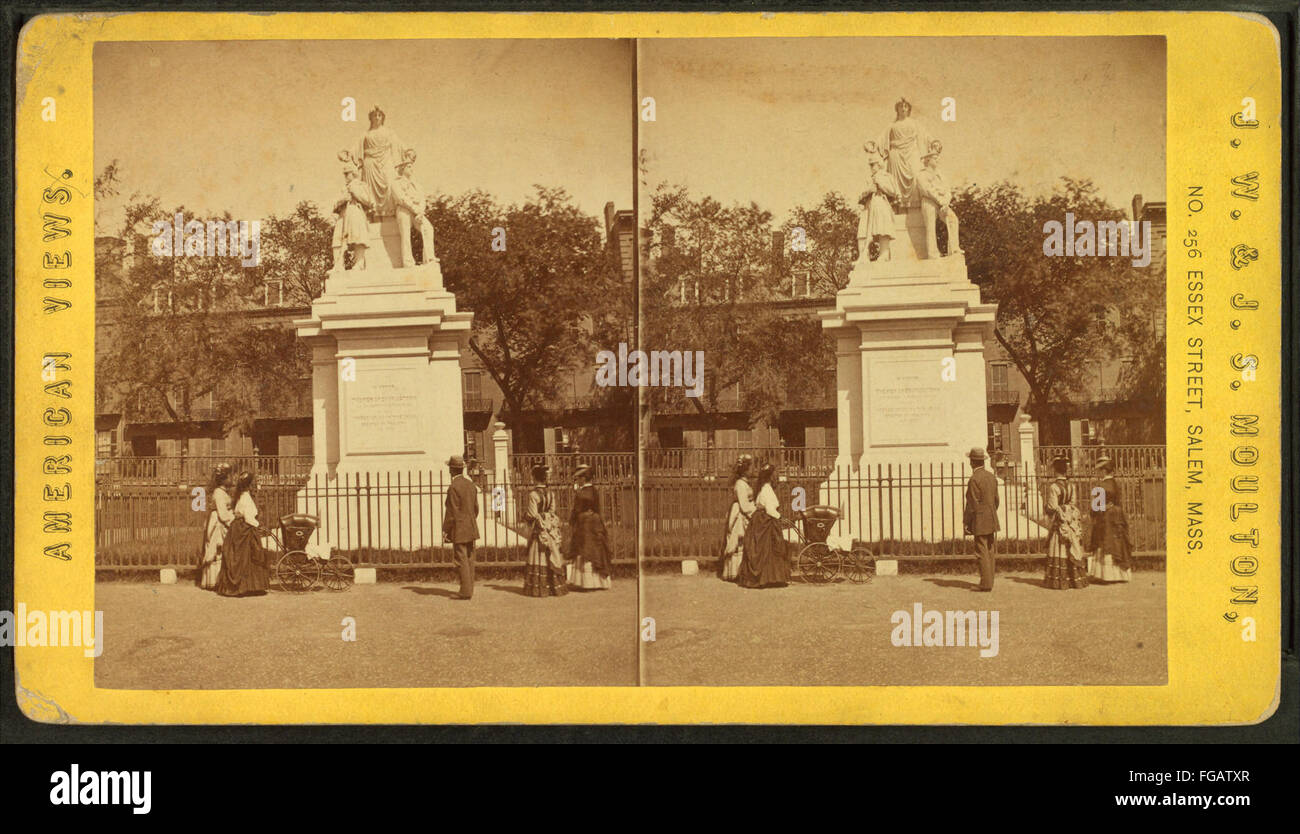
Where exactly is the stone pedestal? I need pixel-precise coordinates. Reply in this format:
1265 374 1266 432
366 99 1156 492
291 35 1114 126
820 205 997 541
293 225 521 550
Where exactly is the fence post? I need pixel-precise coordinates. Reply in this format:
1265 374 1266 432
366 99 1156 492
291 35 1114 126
491 421 512 525
1017 414 1036 469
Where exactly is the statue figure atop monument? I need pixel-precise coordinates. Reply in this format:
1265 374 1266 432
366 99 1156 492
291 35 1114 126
868 98 934 210
856 147 899 265
342 105 408 218
331 162 373 271
392 149 437 267
916 140 962 258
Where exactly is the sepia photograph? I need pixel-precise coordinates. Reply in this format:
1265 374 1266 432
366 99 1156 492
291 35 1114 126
91 38 639 689
637 36 1169 686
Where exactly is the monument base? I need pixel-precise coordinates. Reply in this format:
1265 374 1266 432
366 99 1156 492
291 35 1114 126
292 240 524 553
819 205 1006 546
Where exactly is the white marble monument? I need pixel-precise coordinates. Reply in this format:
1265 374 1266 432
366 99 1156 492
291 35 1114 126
819 100 999 541
294 107 520 549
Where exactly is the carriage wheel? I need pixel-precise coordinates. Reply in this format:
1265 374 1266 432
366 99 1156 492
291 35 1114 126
797 542 841 584
320 556 355 592
845 547 875 584
275 550 320 593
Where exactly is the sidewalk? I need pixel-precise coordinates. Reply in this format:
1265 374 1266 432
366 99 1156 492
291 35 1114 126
642 571 1167 686
94 580 639 689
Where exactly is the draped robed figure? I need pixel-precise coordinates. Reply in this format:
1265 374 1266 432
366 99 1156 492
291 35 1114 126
874 98 932 208
352 107 407 217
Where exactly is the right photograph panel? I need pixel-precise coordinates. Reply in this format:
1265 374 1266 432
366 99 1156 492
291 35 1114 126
638 36 1168 686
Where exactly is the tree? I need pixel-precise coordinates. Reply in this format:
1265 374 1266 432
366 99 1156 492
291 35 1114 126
953 177 1162 444
256 201 334 306
642 184 834 432
781 191 858 297
95 193 308 438
428 186 628 435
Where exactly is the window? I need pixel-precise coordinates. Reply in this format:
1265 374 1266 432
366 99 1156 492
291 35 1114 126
211 435 227 456
152 287 173 314
779 424 806 448
989 363 1010 391
1118 357 1135 386
657 426 683 448
792 268 812 298
986 422 1005 454
95 430 118 459
463 430 479 464
463 371 482 399
264 279 284 307
296 435 312 457
737 428 752 449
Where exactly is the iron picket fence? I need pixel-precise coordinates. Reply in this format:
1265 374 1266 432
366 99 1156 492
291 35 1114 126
96 471 636 570
641 461 1165 562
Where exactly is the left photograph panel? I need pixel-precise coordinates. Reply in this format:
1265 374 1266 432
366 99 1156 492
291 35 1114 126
92 39 639 689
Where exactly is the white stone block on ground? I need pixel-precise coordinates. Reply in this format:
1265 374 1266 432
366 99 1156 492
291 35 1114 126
354 568 378 584
159 568 177 584
875 559 899 576
681 559 699 576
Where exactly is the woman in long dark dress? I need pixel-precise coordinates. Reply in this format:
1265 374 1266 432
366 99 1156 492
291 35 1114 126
567 464 612 590
523 464 568 597
216 471 270 597
1087 456 1134 583
737 463 790 589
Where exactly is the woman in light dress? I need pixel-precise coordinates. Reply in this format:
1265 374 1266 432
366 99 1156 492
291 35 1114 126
216 471 270 597
1088 456 1134 583
522 464 568 597
197 463 235 590
1042 456 1088 590
567 465 613 590
718 455 756 581
737 463 790 589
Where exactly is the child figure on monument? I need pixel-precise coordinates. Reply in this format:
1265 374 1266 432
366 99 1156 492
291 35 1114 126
857 146 899 265
332 162 373 270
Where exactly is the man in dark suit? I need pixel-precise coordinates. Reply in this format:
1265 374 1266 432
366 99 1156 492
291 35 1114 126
963 447 1000 591
442 454 480 600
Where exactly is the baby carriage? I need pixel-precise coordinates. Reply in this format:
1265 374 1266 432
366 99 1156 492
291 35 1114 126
268 513 355 593
782 505 875 584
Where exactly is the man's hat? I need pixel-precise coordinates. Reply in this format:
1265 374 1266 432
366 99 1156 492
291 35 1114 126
968 447 987 461
1095 455 1113 469
573 464 593 479
447 454 466 469
531 463 550 479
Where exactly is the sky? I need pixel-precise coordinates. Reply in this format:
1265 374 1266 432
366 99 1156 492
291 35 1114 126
638 37 1166 222
94 39 634 234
